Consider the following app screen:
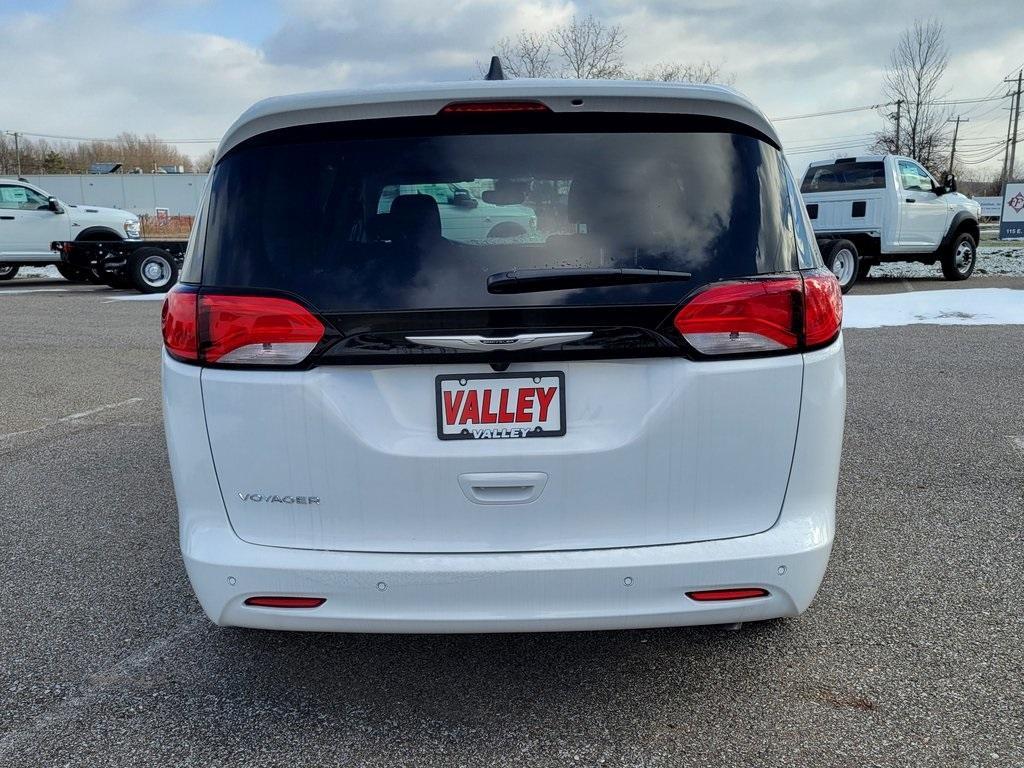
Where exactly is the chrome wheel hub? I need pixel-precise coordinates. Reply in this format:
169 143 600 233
141 256 171 287
831 248 855 285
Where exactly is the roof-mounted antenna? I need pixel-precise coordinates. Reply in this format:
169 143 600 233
485 56 506 81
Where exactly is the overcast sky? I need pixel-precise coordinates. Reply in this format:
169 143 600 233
3 0 1023 175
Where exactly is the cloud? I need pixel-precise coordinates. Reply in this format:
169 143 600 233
2 0 1022 175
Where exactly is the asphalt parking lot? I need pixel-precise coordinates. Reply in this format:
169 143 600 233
1 276 1022 767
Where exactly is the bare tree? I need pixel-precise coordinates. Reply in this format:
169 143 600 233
551 14 627 79
191 148 217 173
871 18 950 173
633 61 734 85
488 16 730 84
494 31 556 78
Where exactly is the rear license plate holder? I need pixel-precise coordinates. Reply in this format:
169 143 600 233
436 372 565 440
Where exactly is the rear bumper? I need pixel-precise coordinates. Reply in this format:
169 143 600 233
182 513 832 633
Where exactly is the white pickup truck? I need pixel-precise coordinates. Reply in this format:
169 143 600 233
0 178 141 281
800 155 981 292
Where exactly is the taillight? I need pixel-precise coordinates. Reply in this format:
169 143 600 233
161 285 198 362
802 270 843 348
161 286 325 366
673 269 841 357
674 278 802 354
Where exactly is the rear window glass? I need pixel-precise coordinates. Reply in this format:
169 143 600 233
800 162 886 193
200 116 798 312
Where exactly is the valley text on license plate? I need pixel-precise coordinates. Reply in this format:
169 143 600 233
435 372 566 440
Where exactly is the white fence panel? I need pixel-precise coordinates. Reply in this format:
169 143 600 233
21 174 208 217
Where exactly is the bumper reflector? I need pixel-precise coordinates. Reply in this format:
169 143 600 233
244 596 326 609
686 588 769 602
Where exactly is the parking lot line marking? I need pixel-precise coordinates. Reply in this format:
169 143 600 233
0 397 144 441
0 616 206 758
0 287 71 295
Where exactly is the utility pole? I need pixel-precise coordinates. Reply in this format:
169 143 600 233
1001 92 1016 189
894 99 903 155
5 131 23 176
947 116 968 177
1005 71 1023 184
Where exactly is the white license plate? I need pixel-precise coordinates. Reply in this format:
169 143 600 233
435 372 565 440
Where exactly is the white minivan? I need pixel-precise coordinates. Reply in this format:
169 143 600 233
162 80 845 633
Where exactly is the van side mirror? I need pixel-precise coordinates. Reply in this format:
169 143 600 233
942 173 957 194
47 197 64 214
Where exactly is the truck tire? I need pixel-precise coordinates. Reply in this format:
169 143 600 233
824 239 860 294
129 247 179 293
941 232 976 281
0 264 19 280
56 263 93 283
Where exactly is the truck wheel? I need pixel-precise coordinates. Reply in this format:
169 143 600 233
56 263 93 283
941 232 976 281
824 239 860 294
129 247 179 293
0 264 19 280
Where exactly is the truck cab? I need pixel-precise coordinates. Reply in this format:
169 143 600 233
0 178 140 281
800 155 981 291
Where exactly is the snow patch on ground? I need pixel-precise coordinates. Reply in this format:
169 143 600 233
108 292 166 301
12 265 61 279
844 288 1024 328
870 246 1024 278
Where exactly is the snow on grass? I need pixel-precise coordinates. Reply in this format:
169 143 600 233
12 265 61 279
844 288 1024 328
870 246 1024 278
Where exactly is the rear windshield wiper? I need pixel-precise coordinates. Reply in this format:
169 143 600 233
487 267 692 294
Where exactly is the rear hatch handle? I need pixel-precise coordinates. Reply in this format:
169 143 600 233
405 331 592 352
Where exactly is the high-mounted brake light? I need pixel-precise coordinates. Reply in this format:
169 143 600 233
686 588 769 602
439 100 550 114
244 596 326 609
161 286 325 366
673 269 841 357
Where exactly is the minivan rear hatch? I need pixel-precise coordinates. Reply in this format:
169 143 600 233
195 109 806 554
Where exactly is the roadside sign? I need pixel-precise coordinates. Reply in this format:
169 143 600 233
1000 183 1024 239
975 196 1003 218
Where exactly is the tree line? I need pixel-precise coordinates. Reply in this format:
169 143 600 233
0 132 215 176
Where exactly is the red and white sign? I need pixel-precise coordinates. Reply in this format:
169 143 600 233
436 373 565 440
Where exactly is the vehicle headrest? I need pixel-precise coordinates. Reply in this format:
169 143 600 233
388 194 442 243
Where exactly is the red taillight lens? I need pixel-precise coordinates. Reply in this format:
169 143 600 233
673 278 802 355
244 596 326 609
802 270 843 348
673 270 843 357
439 100 550 114
686 588 769 602
161 285 198 362
200 294 324 365
161 289 325 366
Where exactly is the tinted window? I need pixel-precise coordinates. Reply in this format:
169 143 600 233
201 116 797 316
800 162 886 193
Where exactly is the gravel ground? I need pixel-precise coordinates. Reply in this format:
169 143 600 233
0 279 1022 767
